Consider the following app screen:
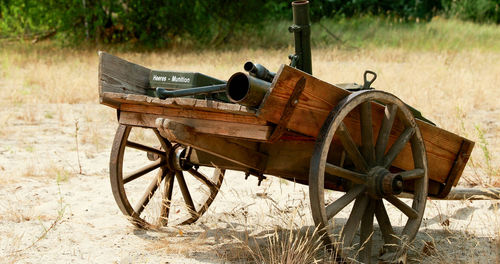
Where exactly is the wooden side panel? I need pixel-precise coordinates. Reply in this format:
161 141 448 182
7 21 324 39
259 65 474 185
120 103 266 126
261 140 316 180
118 111 272 141
259 65 350 137
98 52 151 107
102 92 256 115
157 119 267 171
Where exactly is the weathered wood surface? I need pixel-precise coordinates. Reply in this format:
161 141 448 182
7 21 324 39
261 140 315 179
98 52 151 107
119 111 267 136
120 103 266 126
399 187 500 200
120 112 271 141
102 92 257 115
99 52 259 130
259 65 474 186
157 119 267 171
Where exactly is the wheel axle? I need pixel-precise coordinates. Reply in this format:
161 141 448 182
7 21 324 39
170 145 193 171
367 166 404 197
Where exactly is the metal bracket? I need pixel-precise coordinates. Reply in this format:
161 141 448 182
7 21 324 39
288 24 310 33
268 77 306 142
245 170 267 186
288 54 299 67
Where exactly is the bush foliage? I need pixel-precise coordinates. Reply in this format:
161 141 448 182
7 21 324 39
0 0 499 47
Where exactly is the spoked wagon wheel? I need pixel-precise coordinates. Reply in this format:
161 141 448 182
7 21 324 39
310 90 428 263
110 124 224 228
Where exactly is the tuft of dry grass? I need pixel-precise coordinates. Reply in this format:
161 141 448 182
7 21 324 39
241 226 328 264
19 159 73 181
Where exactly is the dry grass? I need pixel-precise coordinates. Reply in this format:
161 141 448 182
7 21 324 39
18 158 73 181
411 203 500 263
241 226 327 264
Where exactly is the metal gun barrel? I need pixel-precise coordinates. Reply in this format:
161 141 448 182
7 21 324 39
290 1 312 74
156 84 226 99
244 61 276 83
226 72 271 108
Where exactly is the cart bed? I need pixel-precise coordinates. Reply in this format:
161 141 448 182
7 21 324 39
98 52 474 198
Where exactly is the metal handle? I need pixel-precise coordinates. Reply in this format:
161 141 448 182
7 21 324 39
363 70 377 89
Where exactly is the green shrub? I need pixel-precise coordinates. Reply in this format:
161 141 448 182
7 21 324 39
1 0 499 47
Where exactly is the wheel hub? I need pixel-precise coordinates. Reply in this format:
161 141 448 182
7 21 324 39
170 145 193 171
366 166 403 197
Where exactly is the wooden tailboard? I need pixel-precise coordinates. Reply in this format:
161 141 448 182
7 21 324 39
259 65 474 197
98 51 151 106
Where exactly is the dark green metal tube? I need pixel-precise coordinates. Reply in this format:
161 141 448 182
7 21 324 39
290 1 312 74
226 72 271 108
156 84 226 99
244 61 276 83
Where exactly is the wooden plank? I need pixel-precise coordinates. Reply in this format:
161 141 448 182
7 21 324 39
437 139 475 198
101 92 257 115
157 119 267 171
260 140 315 180
268 77 307 142
441 187 500 200
452 140 475 186
98 52 151 97
399 187 500 200
259 65 349 133
119 112 272 141
158 117 271 141
120 103 267 126
259 65 474 185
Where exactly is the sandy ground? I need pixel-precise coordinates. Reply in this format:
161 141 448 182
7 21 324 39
0 103 499 264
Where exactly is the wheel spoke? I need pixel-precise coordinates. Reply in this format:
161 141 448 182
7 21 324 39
126 140 166 156
153 129 171 150
325 163 366 184
400 168 425 181
134 170 165 215
326 185 366 220
375 104 398 163
341 194 369 248
360 101 375 166
359 199 375 263
188 168 217 191
385 195 418 219
123 159 162 184
175 171 197 218
382 127 415 168
338 122 368 173
160 171 175 226
374 200 398 245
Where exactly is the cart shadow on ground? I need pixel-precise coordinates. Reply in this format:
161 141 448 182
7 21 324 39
128 208 499 263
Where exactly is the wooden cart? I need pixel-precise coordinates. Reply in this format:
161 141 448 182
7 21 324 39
99 52 474 263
